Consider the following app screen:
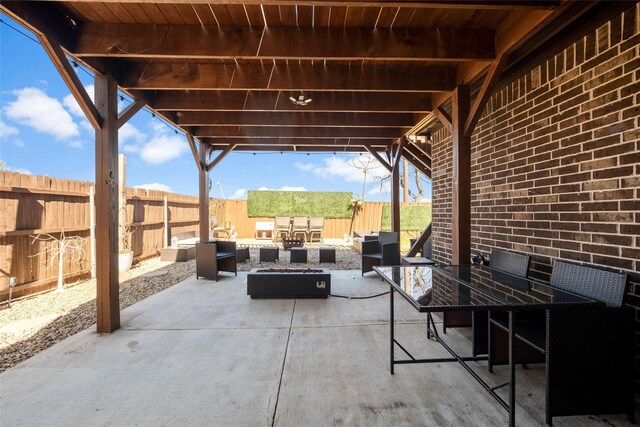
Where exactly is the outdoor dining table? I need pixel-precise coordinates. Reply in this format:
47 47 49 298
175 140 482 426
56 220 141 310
374 264 605 427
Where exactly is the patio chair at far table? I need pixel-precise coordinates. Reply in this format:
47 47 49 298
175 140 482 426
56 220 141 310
487 259 633 424
361 231 400 275
195 240 237 281
290 217 308 240
274 216 291 241
307 217 324 242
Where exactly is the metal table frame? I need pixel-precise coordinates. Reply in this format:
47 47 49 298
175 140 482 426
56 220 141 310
377 265 602 427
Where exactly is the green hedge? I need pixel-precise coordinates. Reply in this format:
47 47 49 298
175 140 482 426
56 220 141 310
381 204 432 231
247 190 352 218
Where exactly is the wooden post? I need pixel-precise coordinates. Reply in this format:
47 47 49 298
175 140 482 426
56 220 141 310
452 85 471 265
94 74 120 332
163 195 169 248
198 141 210 243
89 186 96 278
391 159 400 233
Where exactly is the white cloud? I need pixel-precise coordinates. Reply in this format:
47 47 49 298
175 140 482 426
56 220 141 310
0 161 31 175
293 162 314 172
62 85 94 117
0 119 19 138
140 134 186 164
229 188 248 199
257 186 307 191
4 87 79 141
119 122 145 144
134 183 172 192
295 155 388 184
11 139 26 148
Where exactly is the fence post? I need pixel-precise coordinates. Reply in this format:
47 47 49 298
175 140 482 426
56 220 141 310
89 185 96 278
163 195 168 248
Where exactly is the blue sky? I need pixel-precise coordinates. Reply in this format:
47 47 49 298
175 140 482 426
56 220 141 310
0 14 431 202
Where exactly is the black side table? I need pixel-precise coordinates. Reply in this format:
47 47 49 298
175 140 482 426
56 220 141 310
260 246 279 262
319 248 336 263
290 247 308 263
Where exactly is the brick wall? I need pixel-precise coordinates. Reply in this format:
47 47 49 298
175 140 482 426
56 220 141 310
431 4 640 390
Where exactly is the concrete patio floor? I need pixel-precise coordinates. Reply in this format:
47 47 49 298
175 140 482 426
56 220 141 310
0 270 632 426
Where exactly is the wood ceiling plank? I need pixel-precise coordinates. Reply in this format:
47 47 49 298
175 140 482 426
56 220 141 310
176 111 419 127
344 6 366 27
120 62 456 92
226 4 250 26
86 3 120 23
120 3 154 24
313 5 331 26
191 4 218 25
200 137 385 146
208 4 233 25
155 4 186 24
193 126 406 139
138 4 169 24
262 5 282 25
65 3 102 22
103 3 137 23
391 7 416 28
375 7 399 28
278 5 297 26
244 5 265 27
74 24 495 61
150 90 432 112
329 6 347 27
57 1 561 10
173 4 201 24
297 5 314 26
206 145 370 153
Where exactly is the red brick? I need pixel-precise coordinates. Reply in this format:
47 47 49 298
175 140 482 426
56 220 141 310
580 157 618 171
581 222 618 233
582 179 619 191
581 201 619 211
560 172 592 184
592 212 634 222
592 233 633 246
593 166 634 180
593 189 635 200
621 200 640 211
591 255 634 271
583 243 619 256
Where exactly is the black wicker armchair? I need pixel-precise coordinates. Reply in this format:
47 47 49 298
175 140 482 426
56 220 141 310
361 231 400 275
195 241 237 281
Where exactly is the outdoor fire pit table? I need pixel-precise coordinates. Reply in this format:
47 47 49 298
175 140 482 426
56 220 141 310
247 268 331 298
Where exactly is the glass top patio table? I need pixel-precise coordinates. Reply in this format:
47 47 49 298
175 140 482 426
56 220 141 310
374 264 603 313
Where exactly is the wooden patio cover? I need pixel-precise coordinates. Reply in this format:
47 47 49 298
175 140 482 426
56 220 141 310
2 0 591 331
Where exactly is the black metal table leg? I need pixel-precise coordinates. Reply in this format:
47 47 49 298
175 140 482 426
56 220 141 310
509 310 516 427
390 284 394 375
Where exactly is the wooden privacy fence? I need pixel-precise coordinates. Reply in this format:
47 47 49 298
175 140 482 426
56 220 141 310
214 199 430 241
0 171 199 300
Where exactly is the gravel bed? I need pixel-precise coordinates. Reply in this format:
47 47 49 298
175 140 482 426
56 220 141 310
0 247 362 373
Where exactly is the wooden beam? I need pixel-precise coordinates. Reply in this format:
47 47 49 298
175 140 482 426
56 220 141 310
207 144 237 172
208 145 370 153
37 34 102 130
199 137 392 147
451 85 471 265
176 111 419 128
464 52 510 138
402 151 431 180
434 106 453 131
186 133 202 172
194 126 407 139
94 74 119 332
150 91 433 113
404 143 432 169
365 146 393 172
407 224 432 257
120 62 456 92
392 137 407 171
51 1 561 10
198 141 209 243
117 99 145 129
76 24 495 61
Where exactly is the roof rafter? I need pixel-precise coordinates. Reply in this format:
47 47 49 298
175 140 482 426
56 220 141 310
76 24 495 62
119 62 456 92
